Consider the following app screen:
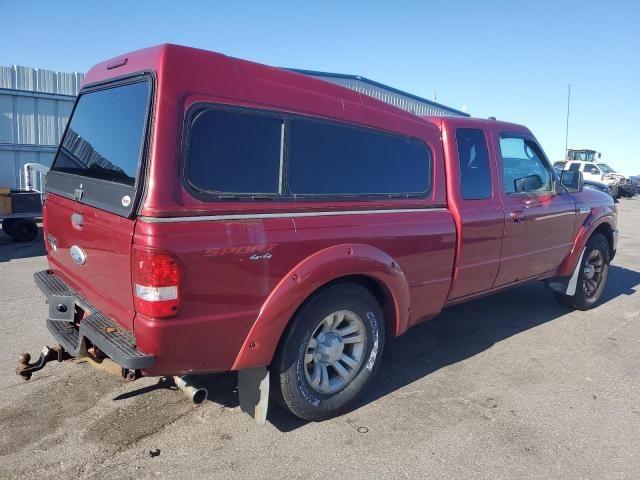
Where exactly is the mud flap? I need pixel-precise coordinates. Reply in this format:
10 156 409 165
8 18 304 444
566 248 586 296
238 366 269 425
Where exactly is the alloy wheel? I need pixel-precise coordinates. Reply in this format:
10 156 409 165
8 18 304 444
303 309 367 395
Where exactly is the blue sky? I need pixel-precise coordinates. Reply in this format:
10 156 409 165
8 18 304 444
2 0 639 174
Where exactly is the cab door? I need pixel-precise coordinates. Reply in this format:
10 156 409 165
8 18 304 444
582 162 603 182
446 126 505 300
493 133 576 286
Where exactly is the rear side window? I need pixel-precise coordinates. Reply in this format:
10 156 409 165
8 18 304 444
186 109 283 195
568 162 581 171
455 128 492 200
288 119 430 196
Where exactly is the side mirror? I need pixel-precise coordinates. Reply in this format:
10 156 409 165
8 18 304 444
560 170 583 192
514 174 543 192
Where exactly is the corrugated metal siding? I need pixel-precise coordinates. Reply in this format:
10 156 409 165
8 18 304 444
0 65 84 95
0 65 82 188
307 75 463 117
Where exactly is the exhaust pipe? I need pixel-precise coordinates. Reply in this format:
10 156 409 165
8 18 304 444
173 376 208 405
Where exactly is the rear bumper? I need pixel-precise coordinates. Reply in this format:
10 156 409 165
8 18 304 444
34 270 154 370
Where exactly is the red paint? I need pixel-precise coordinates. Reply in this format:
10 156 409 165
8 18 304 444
43 45 617 377
436 118 505 300
555 191 618 277
43 193 136 330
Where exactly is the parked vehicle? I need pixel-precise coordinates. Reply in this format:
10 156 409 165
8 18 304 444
16 45 619 422
0 163 48 242
583 179 618 202
629 176 640 196
618 177 638 198
562 153 627 198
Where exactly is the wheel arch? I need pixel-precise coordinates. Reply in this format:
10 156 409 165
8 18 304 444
231 243 410 370
285 273 398 339
592 222 615 259
557 209 617 277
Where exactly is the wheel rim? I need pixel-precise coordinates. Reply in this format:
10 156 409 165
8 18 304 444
583 249 605 298
303 309 367 395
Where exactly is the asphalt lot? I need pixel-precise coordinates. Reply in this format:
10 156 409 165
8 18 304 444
1 200 639 480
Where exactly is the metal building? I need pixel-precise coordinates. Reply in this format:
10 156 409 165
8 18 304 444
0 65 83 188
289 69 469 118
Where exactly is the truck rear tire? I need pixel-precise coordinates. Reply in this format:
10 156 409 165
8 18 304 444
5 218 38 242
1 219 16 236
554 233 610 310
271 283 385 421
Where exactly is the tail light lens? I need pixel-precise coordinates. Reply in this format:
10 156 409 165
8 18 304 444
133 247 180 318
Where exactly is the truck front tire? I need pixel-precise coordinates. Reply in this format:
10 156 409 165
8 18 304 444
554 233 610 310
271 283 385 421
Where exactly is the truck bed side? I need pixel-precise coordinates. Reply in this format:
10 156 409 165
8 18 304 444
134 209 456 375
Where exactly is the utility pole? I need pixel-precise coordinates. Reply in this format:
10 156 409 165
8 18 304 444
564 83 571 157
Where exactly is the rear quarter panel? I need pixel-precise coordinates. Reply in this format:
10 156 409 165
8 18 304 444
134 210 456 375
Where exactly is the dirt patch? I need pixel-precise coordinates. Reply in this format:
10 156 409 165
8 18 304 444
0 366 120 456
83 386 195 447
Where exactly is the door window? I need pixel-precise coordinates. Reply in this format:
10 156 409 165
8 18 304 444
584 163 600 175
499 137 552 194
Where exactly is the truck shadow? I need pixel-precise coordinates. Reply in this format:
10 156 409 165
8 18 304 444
356 264 640 424
116 264 640 433
0 228 46 262
272 264 639 431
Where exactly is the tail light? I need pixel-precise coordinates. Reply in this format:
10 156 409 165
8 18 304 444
132 247 180 318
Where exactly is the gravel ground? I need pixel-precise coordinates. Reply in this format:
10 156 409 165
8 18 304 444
1 200 638 479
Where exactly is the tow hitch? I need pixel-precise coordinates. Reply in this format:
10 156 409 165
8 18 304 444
16 345 71 380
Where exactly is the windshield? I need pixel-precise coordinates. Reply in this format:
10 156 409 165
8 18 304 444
51 80 150 186
598 163 616 173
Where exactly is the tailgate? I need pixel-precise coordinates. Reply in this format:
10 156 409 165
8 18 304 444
44 193 136 330
42 75 153 331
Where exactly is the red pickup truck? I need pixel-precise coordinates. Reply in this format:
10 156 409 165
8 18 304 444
17 44 618 422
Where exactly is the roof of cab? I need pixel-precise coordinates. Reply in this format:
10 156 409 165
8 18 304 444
420 115 532 135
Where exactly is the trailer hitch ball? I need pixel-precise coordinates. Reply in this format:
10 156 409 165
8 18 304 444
18 352 31 366
17 352 34 380
16 346 70 381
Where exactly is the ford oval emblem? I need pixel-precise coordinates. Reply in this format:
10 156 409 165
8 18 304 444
70 245 87 265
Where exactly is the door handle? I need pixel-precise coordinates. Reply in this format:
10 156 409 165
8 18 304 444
511 210 525 222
